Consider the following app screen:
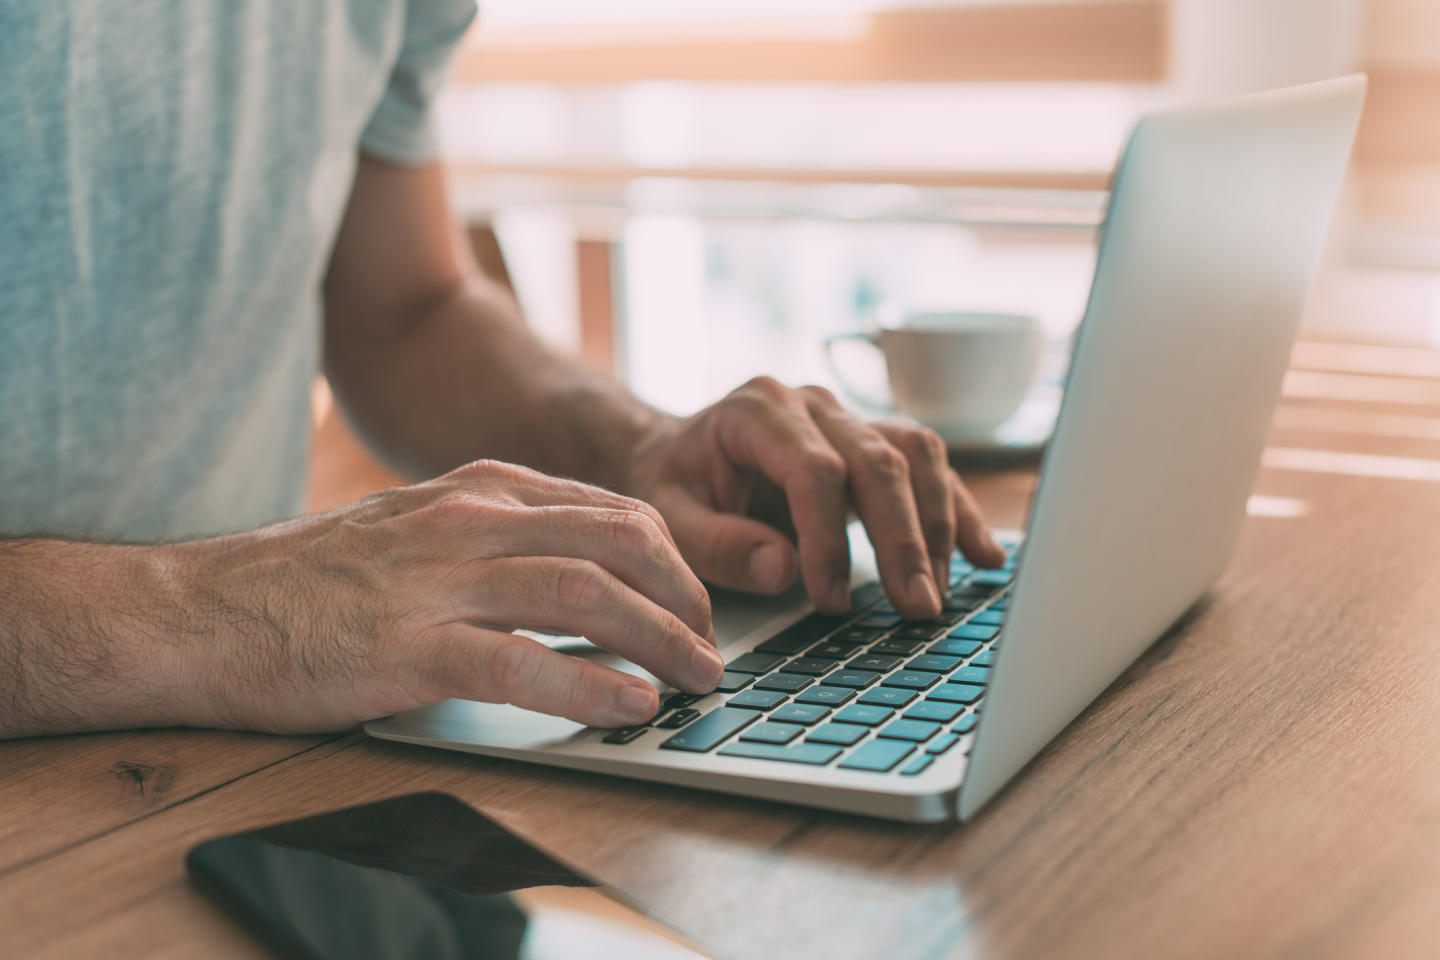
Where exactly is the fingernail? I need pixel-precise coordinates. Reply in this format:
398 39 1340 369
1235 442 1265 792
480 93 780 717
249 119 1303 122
691 642 724 687
908 571 941 611
748 542 788 590
617 684 656 722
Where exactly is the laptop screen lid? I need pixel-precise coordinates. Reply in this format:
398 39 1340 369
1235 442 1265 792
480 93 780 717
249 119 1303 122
957 76 1367 820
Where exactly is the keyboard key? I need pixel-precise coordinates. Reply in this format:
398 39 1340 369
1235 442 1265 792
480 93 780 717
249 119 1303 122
664 692 703 711
756 612 849 654
719 741 843 765
942 595 983 614
927 638 982 658
656 708 701 729
901 755 935 776
953 665 991 685
602 726 647 744
835 704 895 726
970 650 995 667
949 584 992 599
783 657 837 676
878 718 941 742
848 653 903 672
726 652 786 674
953 714 979 734
794 685 856 706
904 700 965 723
807 641 860 660
831 627 887 645
727 690 788 710
906 654 961 673
659 707 757 751
754 672 814 693
928 683 985 704
926 732 961 755
968 570 1012 587
771 703 831 725
826 669 882 689
872 638 925 656
858 687 917 708
715 671 754 693
856 612 902 628
838 739 914 772
882 670 942 690
806 722 870 746
891 622 948 640
948 624 999 641
970 609 1005 626
740 721 805 745
990 595 1010 610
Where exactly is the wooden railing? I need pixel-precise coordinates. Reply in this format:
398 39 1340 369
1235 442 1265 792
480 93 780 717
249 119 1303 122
457 2 1169 85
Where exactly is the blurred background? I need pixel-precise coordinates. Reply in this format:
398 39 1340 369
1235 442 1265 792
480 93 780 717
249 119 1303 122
311 0 1440 507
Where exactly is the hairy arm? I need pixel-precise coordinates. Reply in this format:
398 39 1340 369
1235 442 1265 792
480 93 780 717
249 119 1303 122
321 157 664 491
0 539 197 737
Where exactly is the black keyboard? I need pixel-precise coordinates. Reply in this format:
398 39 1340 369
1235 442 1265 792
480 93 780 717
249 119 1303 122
600 543 1019 776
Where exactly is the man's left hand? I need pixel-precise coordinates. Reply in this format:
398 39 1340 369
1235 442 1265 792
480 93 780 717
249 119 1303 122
624 377 1007 621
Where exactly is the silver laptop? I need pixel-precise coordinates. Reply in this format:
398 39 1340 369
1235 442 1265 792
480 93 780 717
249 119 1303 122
367 77 1367 823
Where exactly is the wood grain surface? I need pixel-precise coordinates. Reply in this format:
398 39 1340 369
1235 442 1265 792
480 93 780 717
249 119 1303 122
4 338 1440 959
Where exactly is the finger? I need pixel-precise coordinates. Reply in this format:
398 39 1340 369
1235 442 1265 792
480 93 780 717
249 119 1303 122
950 473 1007 568
800 393 939 619
457 556 724 694
652 484 799 595
873 421 956 593
426 624 660 727
713 378 852 612
475 503 714 642
442 459 682 548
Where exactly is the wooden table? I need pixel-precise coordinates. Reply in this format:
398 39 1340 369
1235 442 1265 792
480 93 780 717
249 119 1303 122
5 339 1440 960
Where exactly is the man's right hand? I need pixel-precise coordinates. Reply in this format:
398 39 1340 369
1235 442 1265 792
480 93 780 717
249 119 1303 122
160 460 720 734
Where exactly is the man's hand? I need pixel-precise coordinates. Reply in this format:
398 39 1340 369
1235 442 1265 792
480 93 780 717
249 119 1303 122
170 460 720 733
0 460 722 739
625 378 1006 621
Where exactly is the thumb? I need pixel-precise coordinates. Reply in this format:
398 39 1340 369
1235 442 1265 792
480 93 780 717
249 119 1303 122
652 485 798 595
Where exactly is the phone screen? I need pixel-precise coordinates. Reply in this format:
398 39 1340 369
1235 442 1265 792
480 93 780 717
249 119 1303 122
186 792 710 960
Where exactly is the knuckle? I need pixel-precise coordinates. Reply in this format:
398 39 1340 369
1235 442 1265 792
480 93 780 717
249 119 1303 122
892 425 944 462
799 384 839 407
553 558 611 613
615 493 666 528
456 458 531 486
601 507 658 553
803 449 848 485
739 374 788 401
485 638 537 699
863 444 910 484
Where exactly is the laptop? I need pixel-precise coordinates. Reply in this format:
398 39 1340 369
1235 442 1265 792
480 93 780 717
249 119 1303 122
367 76 1367 823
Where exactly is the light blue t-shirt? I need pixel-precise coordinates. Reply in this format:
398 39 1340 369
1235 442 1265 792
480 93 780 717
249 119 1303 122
0 0 476 541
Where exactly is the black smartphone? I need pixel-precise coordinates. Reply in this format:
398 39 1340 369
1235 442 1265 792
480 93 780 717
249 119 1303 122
186 792 711 960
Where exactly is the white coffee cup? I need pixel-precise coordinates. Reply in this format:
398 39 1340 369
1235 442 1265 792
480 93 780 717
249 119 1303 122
823 311 1043 436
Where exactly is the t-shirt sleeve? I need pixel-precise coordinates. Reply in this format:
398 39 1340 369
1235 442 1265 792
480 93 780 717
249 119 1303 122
359 0 478 165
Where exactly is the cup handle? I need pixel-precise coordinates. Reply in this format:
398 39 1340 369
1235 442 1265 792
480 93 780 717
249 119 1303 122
822 332 896 415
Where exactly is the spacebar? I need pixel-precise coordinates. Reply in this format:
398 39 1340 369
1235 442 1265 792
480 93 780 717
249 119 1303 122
658 707 758 752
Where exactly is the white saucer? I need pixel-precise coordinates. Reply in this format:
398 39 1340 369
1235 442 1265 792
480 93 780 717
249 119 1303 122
934 384 1063 459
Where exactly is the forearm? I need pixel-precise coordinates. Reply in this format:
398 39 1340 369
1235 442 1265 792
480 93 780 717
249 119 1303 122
0 539 198 738
325 275 676 491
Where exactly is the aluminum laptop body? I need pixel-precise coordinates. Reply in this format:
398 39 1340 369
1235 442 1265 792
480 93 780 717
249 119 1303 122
366 77 1367 823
